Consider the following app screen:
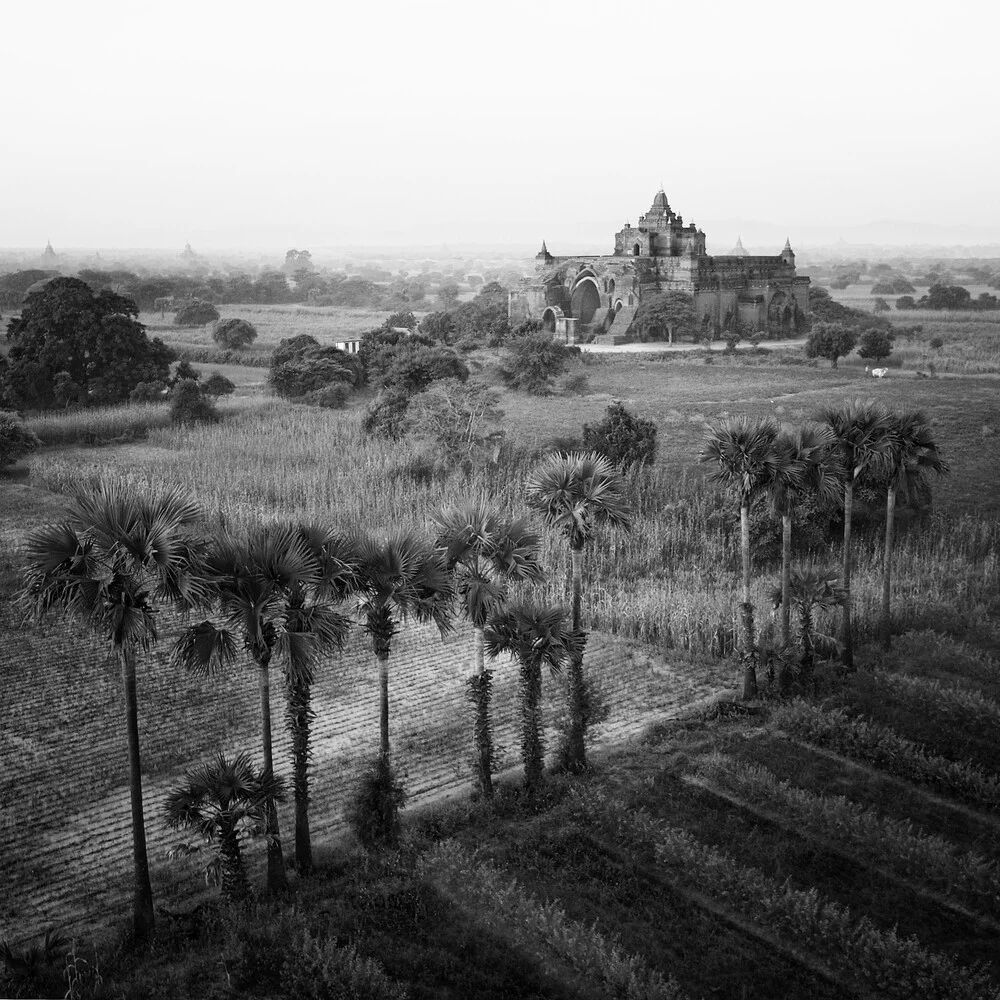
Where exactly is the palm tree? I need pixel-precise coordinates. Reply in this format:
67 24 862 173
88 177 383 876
165 751 285 901
765 425 843 652
21 482 205 942
818 400 894 669
432 503 545 801
483 602 580 794
172 522 317 894
524 452 631 771
353 531 453 762
770 566 848 684
879 410 949 650
282 525 358 874
699 416 780 699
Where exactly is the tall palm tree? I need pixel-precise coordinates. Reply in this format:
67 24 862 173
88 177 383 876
353 531 453 762
483 602 580 794
818 399 894 669
165 751 285 901
281 525 358 874
433 503 545 801
21 482 205 942
524 452 631 771
765 425 843 651
172 523 317 894
700 416 780 699
880 410 949 650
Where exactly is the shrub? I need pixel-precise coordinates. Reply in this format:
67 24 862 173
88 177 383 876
362 390 411 440
174 300 220 326
173 359 201 384
128 380 169 403
347 756 407 849
582 401 657 469
170 379 218 424
280 931 407 1000
201 372 237 397
212 317 258 349
221 904 310 994
303 383 350 409
270 359 353 399
930 336 944 350
0 410 42 468
497 334 579 394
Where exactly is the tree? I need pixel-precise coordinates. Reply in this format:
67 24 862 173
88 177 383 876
818 399 894 669
582 401 657 470
21 483 205 941
525 452 631 770
173 360 200 384
858 329 894 365
700 416 780 699
3 277 174 409
171 524 320 893
769 567 847 684
432 505 545 800
497 333 577 395
202 372 237 397
170 379 218 424
418 311 455 342
631 291 698 343
409 379 505 473
437 282 461 308
872 297 890 314
165 752 286 901
879 410 949 651
0 411 40 469
896 296 916 310
765 426 843 663
483 602 579 794
924 284 972 310
804 322 858 368
174 300 221 326
213 318 258 349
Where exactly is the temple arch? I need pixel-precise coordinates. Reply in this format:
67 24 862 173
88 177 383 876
569 277 601 325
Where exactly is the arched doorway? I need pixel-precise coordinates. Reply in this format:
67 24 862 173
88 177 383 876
541 306 562 333
632 243 641 256
569 279 601 325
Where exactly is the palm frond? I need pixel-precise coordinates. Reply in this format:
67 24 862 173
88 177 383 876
171 620 238 676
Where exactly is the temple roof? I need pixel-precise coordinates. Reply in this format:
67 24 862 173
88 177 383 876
729 236 748 256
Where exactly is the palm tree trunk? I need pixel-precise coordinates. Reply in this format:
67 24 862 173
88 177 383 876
739 502 758 700
565 545 587 771
471 626 494 801
841 477 855 670
258 658 287 893
219 822 248 901
779 513 792 694
119 645 155 942
520 660 544 793
286 676 312 875
378 651 391 761
881 486 897 651
740 502 751 606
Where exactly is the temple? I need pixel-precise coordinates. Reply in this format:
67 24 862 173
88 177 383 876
509 189 810 343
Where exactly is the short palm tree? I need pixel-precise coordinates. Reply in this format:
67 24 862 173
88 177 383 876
700 416 780 699
818 400 894 669
172 522 317 894
20 482 206 942
770 566 848 683
525 452 631 771
483 602 580 794
880 410 949 650
433 503 544 801
282 525 358 874
165 751 285 901
765 425 843 650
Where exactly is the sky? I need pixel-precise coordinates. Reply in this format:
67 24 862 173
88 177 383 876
2 0 998 251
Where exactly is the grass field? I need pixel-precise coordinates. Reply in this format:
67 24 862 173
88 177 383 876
2 306 1000 998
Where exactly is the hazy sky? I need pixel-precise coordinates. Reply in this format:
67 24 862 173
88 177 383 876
3 0 997 250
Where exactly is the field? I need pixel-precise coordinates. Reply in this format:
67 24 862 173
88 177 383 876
2 305 1000 998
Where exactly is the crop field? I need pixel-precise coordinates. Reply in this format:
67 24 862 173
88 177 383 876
2 306 1000 997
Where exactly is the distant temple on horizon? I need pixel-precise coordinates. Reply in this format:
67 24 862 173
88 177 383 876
509 188 809 343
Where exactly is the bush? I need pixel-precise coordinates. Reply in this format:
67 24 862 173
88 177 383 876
170 379 218 424
582 401 657 469
0 410 41 469
347 756 407 849
497 334 579 394
222 904 309 994
174 300 220 326
212 317 258 349
201 372 237 397
930 336 944 350
303 383 350 409
281 931 407 1000
128 380 169 403
362 390 411 439
173 359 200 384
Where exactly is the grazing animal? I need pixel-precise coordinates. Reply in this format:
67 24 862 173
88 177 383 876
865 366 888 379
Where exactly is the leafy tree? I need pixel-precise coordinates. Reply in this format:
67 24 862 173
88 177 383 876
170 379 218 424
253 271 291 304
582 401 657 469
269 336 361 401
483 602 579 794
129 380 169 403
896 296 916 310
202 371 237 397
213 318 258 349
858 328 894 365
525 452 631 769
700 416 781 699
174 300 221 326
923 284 972 310
498 333 577 394
872 298 890 314
871 277 915 295
418 311 455 342
165 752 285 901
879 410 948 651
362 389 411 440
437 282 461 308
432 505 544 800
381 345 469 396
631 291 698 343
409 379 505 473
0 410 41 469
473 280 509 310
3 277 174 408
21 483 206 941
384 310 417 331
0 268 59 307
173 359 201 384
804 322 858 368
818 399 894 669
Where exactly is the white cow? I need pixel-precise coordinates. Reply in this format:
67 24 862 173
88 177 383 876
865 366 888 378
